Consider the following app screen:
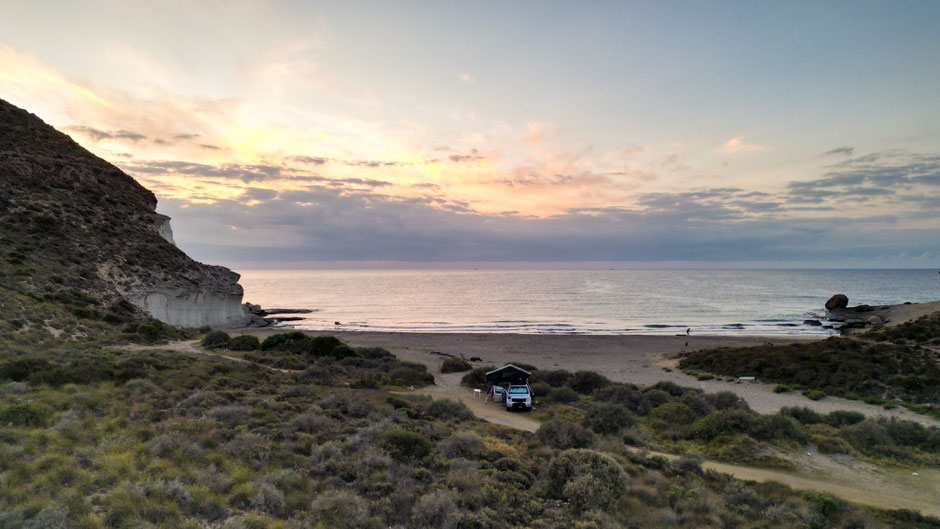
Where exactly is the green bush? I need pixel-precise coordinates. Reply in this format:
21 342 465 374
388 363 434 387
225 335 261 351
441 357 472 373
827 410 865 427
691 409 754 441
780 406 824 425
136 319 178 342
550 386 581 404
802 389 826 401
0 403 50 426
260 331 311 353
380 429 432 461
568 370 610 394
0 358 53 381
426 398 473 421
547 449 627 511
461 366 496 390
648 402 698 425
537 419 594 449
584 402 635 434
773 384 790 393
201 331 231 348
534 369 573 387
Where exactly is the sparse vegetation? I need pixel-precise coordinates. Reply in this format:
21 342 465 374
440 357 472 373
679 335 940 409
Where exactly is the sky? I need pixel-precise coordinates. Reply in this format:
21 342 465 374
1 0 939 268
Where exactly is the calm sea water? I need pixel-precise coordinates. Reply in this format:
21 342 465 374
238 269 940 336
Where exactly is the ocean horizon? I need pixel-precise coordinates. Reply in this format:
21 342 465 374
238 268 940 336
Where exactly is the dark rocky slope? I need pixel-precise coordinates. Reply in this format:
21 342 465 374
0 98 247 328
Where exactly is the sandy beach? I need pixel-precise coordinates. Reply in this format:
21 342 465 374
310 330 938 426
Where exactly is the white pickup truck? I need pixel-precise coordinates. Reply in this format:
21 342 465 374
506 384 533 411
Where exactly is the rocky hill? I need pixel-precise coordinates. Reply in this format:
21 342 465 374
0 98 248 329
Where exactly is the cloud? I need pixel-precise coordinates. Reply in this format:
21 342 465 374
457 72 471 82
714 136 766 154
290 155 328 165
113 129 147 141
157 182 939 266
448 148 486 163
822 146 854 157
65 125 112 141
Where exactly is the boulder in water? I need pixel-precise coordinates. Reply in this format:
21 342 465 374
803 320 822 326
825 294 849 310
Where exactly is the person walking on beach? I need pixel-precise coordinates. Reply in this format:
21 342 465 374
686 327 691 336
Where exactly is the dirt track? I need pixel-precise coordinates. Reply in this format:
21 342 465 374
392 346 940 518
132 339 940 517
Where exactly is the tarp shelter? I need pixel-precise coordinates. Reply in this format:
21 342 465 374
485 364 531 385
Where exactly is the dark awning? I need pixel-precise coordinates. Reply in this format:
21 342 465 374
485 364 531 385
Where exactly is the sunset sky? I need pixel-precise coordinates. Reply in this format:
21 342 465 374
2 1 939 267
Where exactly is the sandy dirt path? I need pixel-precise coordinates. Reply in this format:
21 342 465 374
329 331 937 426
389 344 940 517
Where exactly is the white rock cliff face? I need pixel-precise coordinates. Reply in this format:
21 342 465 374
131 288 249 328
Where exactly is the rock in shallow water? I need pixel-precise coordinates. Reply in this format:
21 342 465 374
825 294 849 310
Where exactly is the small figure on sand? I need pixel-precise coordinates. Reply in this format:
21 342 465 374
686 327 691 336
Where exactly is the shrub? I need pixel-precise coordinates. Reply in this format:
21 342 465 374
260 331 311 354
703 391 749 410
380 429 432 461
388 363 434 387
650 380 687 397
691 409 754 441
441 357 472 373
773 384 790 393
0 358 53 381
568 370 610 394
0 403 50 426
310 336 358 359
412 491 457 528
136 319 178 342
209 405 251 424
752 414 804 441
827 410 865 427
801 491 842 520
594 384 653 415
437 432 486 459
309 490 369 529
225 335 261 351
426 398 474 421
201 331 231 348
530 381 551 397
461 366 495 389
550 386 581 404
288 412 334 434
780 407 823 425
547 449 627 511
537 418 594 449
648 402 697 425
535 369 573 387
584 402 635 434
802 389 827 401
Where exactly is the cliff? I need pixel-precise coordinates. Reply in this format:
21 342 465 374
0 98 248 328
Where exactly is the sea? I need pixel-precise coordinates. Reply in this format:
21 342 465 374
238 269 940 336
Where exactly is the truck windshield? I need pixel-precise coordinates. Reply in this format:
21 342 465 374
509 386 529 394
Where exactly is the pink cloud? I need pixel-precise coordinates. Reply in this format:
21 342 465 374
715 136 766 154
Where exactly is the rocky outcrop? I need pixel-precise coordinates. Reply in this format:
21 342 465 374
825 294 849 310
0 98 249 328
